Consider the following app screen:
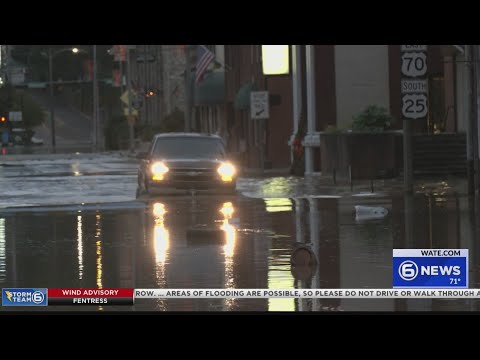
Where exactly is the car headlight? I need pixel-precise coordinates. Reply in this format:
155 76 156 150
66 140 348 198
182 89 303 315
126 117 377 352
217 162 236 182
151 162 169 180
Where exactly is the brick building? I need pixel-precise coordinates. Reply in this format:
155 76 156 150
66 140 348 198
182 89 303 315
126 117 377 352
223 45 468 174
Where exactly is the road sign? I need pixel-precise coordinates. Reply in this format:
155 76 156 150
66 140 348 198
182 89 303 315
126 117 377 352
120 90 141 109
401 45 428 52
401 79 428 94
402 94 428 119
401 52 427 77
250 91 269 119
132 97 143 110
110 45 127 62
120 91 130 105
8 111 22 122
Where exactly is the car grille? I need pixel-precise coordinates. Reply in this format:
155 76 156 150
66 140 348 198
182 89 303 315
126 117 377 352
168 168 217 182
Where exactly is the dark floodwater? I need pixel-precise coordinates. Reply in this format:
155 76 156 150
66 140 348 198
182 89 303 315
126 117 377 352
1 192 480 312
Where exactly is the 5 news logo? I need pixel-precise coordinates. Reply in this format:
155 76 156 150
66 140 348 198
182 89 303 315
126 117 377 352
2 288 48 306
393 249 468 288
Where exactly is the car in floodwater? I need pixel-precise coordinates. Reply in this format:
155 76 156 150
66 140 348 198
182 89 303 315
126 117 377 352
136 133 238 197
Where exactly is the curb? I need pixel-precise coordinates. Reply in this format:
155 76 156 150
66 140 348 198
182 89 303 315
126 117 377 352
241 168 291 177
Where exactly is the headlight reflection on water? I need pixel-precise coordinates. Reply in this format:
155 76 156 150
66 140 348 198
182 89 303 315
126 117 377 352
220 202 237 309
153 203 169 265
77 215 84 280
220 202 236 258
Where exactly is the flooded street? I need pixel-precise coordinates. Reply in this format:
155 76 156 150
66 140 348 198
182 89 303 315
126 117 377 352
0 154 479 311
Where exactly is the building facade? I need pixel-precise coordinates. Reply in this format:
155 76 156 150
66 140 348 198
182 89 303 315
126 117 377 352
223 45 468 173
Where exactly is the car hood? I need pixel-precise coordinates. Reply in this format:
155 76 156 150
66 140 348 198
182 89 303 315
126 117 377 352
151 158 224 170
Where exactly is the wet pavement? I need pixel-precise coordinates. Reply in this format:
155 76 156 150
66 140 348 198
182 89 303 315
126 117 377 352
1 153 479 311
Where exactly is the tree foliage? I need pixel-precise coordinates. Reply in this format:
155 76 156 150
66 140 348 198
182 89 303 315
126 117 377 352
15 91 45 128
0 84 45 129
10 45 114 82
351 105 395 132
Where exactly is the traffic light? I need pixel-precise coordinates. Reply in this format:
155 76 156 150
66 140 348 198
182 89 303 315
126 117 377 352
0 115 6 123
145 90 156 98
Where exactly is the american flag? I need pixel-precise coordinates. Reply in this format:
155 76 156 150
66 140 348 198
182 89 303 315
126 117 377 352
195 45 216 84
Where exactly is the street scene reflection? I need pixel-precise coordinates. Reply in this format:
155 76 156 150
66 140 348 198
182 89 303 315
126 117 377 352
1 183 478 311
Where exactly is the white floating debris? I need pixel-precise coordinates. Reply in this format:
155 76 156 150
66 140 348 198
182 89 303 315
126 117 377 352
355 205 388 221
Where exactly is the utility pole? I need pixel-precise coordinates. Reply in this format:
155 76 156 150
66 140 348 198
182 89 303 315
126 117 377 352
403 120 413 193
93 45 98 152
127 47 135 152
184 45 192 132
466 45 475 195
473 44 480 193
48 46 56 152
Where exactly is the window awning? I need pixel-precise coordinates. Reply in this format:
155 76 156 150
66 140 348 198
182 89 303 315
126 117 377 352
234 82 257 110
439 45 465 57
193 71 225 105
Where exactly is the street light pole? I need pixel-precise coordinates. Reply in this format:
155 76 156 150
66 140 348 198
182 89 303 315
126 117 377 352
48 46 56 151
184 45 192 132
93 45 98 152
127 47 135 152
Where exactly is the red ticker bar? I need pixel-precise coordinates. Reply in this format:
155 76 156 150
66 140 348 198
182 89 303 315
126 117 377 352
48 288 134 298
47 288 134 306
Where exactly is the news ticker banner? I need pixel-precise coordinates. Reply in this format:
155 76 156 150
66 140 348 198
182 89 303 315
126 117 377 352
1 248 470 306
5 288 480 306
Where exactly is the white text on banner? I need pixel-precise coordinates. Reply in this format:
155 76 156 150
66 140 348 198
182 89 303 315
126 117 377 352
133 289 480 299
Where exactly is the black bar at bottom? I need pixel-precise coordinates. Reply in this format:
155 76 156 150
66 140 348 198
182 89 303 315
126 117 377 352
48 297 134 306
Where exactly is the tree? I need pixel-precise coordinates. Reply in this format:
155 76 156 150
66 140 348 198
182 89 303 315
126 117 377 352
0 83 14 115
0 84 45 129
10 45 115 83
14 91 45 129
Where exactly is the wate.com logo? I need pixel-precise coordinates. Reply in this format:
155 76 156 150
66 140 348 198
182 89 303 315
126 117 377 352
393 249 468 288
2 288 48 306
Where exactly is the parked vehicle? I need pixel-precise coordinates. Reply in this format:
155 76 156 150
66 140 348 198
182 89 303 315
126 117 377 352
11 128 43 146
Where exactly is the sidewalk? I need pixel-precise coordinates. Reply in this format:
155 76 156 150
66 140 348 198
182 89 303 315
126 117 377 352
297 176 469 197
240 167 291 177
0 150 129 162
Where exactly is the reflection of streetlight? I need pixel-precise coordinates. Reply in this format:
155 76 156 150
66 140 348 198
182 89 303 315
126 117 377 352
77 214 84 280
47 46 81 151
95 213 102 289
0 218 6 282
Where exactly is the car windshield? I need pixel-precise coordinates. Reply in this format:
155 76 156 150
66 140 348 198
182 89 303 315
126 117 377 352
152 137 226 159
